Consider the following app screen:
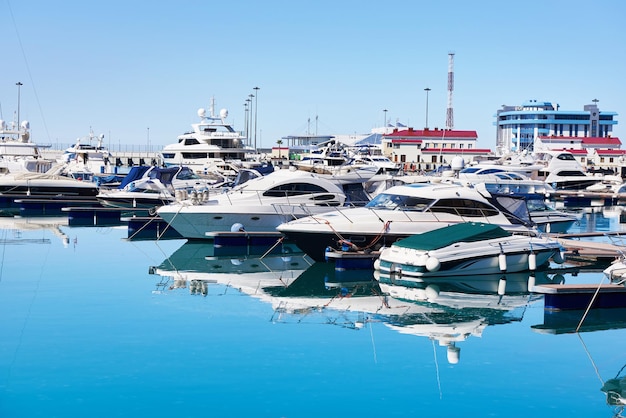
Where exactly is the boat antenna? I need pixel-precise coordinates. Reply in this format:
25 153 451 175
369 319 377 364
432 339 443 399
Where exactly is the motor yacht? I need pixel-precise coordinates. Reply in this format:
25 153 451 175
58 130 114 176
157 167 349 239
373 222 564 278
0 119 53 173
0 163 100 197
159 98 254 177
96 165 227 212
276 182 537 262
537 150 620 191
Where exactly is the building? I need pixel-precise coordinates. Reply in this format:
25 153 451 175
381 127 492 172
495 100 618 155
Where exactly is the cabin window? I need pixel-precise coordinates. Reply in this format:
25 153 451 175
182 152 209 159
365 194 434 211
430 199 500 217
263 183 331 197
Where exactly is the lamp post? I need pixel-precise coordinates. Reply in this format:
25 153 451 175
248 94 254 148
244 100 250 142
16 81 23 128
424 87 431 129
253 86 260 150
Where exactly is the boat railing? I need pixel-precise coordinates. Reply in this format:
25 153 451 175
296 203 513 226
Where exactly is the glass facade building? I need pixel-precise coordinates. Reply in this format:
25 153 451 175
495 100 618 155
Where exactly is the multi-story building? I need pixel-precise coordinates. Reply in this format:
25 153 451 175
495 100 618 155
381 127 491 172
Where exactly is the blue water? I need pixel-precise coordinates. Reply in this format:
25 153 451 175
1 209 625 418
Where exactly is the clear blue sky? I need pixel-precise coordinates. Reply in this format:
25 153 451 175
2 0 624 151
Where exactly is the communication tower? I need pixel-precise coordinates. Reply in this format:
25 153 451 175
446 52 455 130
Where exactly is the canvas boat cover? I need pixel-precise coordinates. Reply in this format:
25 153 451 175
392 222 511 251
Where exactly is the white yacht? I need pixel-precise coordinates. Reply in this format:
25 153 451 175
348 144 401 174
457 166 554 197
96 165 226 212
157 167 348 239
58 130 113 177
537 150 620 191
0 119 53 173
159 99 254 177
373 222 564 278
276 182 537 262
0 163 99 197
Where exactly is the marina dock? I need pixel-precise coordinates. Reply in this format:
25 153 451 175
548 231 625 267
532 283 626 310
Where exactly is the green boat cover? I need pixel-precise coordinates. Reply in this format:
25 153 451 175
392 222 512 251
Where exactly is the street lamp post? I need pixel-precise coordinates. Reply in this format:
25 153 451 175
248 94 254 148
253 86 260 150
244 101 250 143
424 87 431 129
16 81 23 128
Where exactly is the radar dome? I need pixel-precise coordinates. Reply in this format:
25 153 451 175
219 109 228 119
197 108 206 118
451 156 465 171
20 120 30 130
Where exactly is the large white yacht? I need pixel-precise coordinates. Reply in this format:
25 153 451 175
276 182 537 262
536 150 621 191
159 98 254 177
57 130 114 177
0 119 53 173
157 167 348 239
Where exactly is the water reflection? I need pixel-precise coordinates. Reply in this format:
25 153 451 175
150 242 571 364
0 215 69 246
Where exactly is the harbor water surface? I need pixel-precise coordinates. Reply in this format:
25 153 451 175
1 208 625 417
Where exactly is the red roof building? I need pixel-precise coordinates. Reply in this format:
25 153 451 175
381 127 489 172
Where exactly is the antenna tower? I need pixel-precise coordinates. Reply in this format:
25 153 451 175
446 52 455 130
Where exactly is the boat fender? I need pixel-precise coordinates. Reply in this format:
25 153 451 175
553 250 565 264
528 252 537 271
527 273 536 291
231 223 245 232
373 258 381 271
499 253 507 272
447 345 460 365
498 277 507 296
425 284 439 301
425 257 440 272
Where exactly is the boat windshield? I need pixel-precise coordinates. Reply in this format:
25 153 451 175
365 193 434 211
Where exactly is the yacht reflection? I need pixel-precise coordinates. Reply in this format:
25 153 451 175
151 243 569 364
374 269 562 364
150 241 313 296
601 363 626 412
0 215 69 246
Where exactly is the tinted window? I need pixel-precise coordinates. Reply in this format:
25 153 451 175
263 183 331 197
430 198 500 217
